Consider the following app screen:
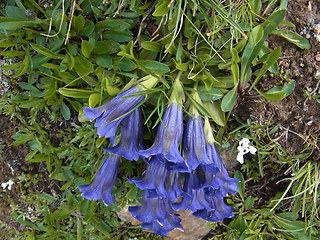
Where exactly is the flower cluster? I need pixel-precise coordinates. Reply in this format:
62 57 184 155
78 76 238 236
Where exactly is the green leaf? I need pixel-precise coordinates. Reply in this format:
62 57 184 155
74 15 85 33
58 88 94 98
79 20 95 36
228 215 247 234
250 47 282 90
81 40 93 58
221 86 238 112
272 29 311 49
118 41 135 60
0 17 45 30
141 41 162 52
74 55 94 76
5 6 26 19
51 208 73 220
11 132 34 145
38 193 58 203
82 76 99 86
203 101 226 127
30 43 64 59
258 80 295 101
96 55 113 68
14 54 30 78
140 60 170 74
253 208 275 217
60 101 71 120
273 216 310 240
249 0 262 14
240 10 285 85
198 86 223 101
153 0 171 16
116 57 136 71
234 171 245 201
92 40 120 55
89 93 101 108
95 19 131 30
244 196 256 210
28 153 48 163
102 30 133 43
19 99 45 108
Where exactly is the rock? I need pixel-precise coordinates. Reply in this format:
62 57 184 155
166 210 211 240
117 205 141 225
117 207 211 239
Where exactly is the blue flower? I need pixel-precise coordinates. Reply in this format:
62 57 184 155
174 115 219 172
128 155 183 201
193 198 235 222
172 170 212 212
78 154 120 206
141 214 183 237
203 164 239 198
129 190 183 236
104 108 144 161
139 102 186 166
83 86 144 144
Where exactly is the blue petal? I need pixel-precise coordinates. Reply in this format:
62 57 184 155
104 108 144 161
139 102 186 166
202 163 238 198
78 154 120 206
129 190 175 223
174 115 213 172
193 198 234 222
141 214 183 237
128 156 183 201
83 86 145 144
129 190 183 236
172 170 212 212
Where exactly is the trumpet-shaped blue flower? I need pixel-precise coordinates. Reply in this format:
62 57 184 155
174 115 219 172
129 190 183 236
139 102 186 166
104 108 144 161
193 198 234 222
203 163 239 198
78 154 120 206
172 170 212 212
141 214 183 237
83 86 144 144
128 155 183 201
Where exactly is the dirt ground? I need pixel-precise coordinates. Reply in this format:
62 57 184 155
1 0 320 238
235 0 320 156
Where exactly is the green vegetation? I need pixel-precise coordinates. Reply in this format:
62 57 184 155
0 0 318 239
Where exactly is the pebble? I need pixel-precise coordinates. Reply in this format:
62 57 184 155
316 53 320 61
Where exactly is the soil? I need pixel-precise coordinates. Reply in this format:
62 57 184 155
1 0 320 239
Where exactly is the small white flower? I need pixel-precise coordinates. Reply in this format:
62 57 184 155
1 179 14 190
236 138 257 164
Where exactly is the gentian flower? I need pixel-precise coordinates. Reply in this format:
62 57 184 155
83 75 158 145
128 155 183 201
104 108 144 161
193 197 235 222
172 170 212 212
139 101 186 166
129 189 183 236
141 214 183 237
83 86 144 145
174 114 217 172
78 154 120 206
202 117 238 195
203 163 239 198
